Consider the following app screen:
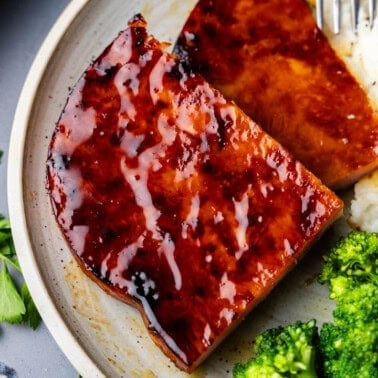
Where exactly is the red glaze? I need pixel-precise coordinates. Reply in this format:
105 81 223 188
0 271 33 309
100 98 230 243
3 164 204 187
174 0 378 189
47 16 343 372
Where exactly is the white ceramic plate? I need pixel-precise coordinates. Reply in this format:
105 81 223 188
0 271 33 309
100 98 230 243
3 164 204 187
8 1 352 377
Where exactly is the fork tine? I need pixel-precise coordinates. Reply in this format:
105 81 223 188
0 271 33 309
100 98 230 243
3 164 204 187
351 0 359 33
333 0 341 33
369 0 376 28
316 0 324 29
316 0 376 33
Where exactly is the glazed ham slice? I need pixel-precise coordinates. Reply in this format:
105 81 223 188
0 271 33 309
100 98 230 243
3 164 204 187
174 0 378 189
47 16 343 372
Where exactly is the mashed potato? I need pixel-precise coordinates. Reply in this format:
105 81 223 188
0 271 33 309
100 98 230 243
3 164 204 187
349 170 378 231
310 0 378 232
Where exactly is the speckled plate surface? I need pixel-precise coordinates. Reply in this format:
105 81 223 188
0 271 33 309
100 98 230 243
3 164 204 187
8 1 351 377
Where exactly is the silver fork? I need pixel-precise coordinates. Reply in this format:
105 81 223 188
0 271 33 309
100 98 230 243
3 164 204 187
316 0 376 33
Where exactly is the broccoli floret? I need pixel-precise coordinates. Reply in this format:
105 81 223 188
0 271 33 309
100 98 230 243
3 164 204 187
233 320 319 378
233 232 378 377
319 322 378 378
319 231 378 286
318 231 378 378
332 281 378 327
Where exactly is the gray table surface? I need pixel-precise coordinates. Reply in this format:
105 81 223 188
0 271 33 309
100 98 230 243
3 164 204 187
0 1 77 376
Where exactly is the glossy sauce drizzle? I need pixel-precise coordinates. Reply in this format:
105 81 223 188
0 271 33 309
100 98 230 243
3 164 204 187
47 16 343 371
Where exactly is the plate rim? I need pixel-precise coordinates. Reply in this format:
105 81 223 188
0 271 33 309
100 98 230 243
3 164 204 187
7 0 104 376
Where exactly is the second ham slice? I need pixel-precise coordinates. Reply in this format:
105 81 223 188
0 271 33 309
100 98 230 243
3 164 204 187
174 0 378 189
47 16 343 372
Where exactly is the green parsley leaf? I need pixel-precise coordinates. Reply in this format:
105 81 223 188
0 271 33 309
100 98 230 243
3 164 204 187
0 213 41 329
0 214 10 228
0 218 19 272
0 218 12 247
0 261 26 323
21 282 41 330
0 252 21 272
0 215 12 239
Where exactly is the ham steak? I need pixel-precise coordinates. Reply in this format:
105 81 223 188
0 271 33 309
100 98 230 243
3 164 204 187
47 15 343 372
174 0 378 189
